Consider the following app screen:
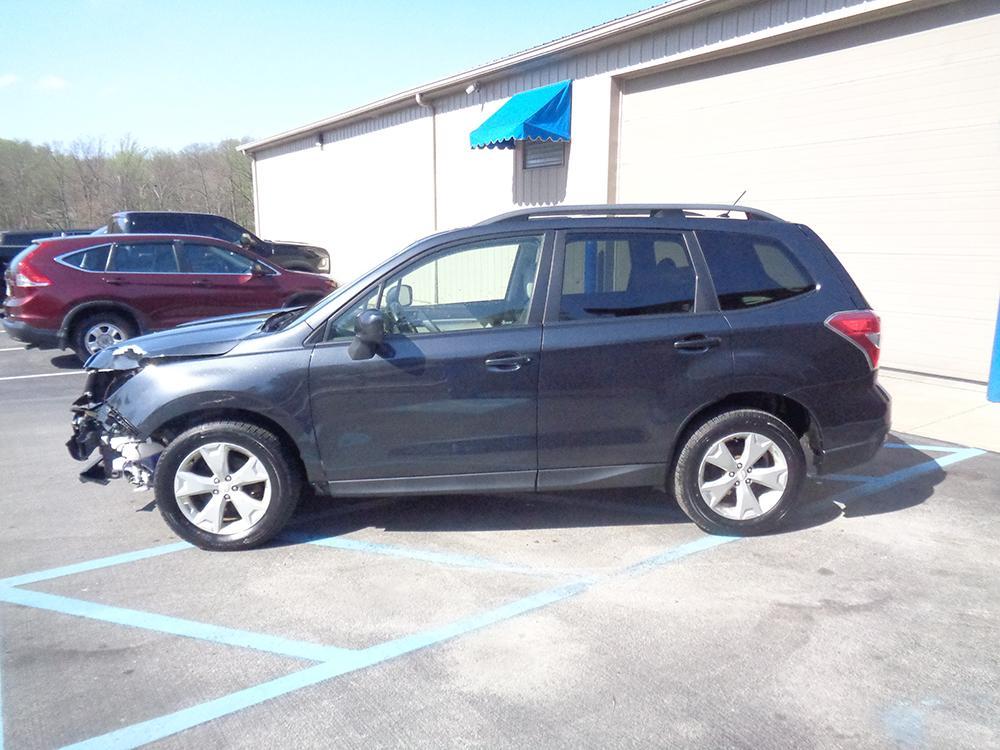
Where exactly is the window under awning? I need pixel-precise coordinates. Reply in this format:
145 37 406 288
470 80 572 150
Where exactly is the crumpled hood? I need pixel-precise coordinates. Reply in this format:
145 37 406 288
85 313 273 370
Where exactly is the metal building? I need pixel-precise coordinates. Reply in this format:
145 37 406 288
240 0 1000 383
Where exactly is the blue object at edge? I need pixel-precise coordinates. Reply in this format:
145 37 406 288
988 298 1000 402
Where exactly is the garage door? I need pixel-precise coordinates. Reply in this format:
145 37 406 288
617 2 1000 381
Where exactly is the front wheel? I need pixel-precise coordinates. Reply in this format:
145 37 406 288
671 409 805 535
154 421 301 551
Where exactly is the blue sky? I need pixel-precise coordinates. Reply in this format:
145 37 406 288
2 0 657 150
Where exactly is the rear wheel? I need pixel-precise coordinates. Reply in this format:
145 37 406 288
672 409 805 535
154 421 301 551
71 311 137 361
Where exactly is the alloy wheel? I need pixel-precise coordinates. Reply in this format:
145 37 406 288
173 442 272 536
697 431 789 520
84 322 127 354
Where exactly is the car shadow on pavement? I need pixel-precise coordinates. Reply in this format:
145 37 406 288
49 353 82 370
282 487 686 545
782 441 947 533
282 438 950 544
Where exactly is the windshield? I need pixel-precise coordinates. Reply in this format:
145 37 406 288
90 226 108 235
268 285 351 332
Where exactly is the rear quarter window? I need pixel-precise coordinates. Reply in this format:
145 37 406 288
60 245 111 271
697 231 814 310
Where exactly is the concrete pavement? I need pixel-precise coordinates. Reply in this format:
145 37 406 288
879 369 1000 453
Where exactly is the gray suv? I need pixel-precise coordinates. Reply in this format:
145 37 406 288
68 205 890 551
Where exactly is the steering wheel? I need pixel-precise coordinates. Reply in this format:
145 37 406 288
384 296 414 334
407 306 442 333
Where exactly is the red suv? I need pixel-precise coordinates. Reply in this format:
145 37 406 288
2 234 336 359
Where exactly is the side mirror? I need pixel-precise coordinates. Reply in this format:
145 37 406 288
348 309 385 360
239 232 254 248
386 282 412 308
250 261 269 277
396 284 413 307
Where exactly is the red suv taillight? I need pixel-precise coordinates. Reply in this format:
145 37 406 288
13 257 52 288
825 310 880 369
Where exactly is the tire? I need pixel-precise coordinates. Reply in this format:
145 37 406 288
154 421 302 551
71 311 137 361
671 409 805 536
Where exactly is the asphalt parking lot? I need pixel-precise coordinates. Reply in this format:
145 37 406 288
1 329 998 750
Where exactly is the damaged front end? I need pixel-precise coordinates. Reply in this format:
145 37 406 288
67 346 164 489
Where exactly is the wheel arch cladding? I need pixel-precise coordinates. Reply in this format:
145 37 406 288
671 391 816 466
63 301 145 337
150 407 317 486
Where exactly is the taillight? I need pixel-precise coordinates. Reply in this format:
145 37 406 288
14 257 51 288
825 310 880 369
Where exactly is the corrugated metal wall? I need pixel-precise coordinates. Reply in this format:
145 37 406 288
254 0 887 284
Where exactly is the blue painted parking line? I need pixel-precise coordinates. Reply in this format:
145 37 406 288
61 660 354 750
0 542 191 588
62 581 591 750
624 534 738 577
884 442 962 452
363 580 591 664
0 586 355 663
821 447 985 507
292 532 579 579
0 441 987 749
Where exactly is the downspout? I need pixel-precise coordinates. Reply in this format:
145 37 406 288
249 151 261 233
415 92 438 231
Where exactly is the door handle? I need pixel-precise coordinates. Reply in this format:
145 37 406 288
484 353 532 371
192 279 214 288
673 335 722 352
103 277 124 285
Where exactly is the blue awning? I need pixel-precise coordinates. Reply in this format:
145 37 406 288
470 80 572 150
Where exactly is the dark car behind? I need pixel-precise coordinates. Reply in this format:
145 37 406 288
103 212 331 276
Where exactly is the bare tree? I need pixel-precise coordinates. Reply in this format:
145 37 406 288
0 136 255 231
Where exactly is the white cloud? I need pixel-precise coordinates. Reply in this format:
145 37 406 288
37 74 68 91
0 73 18 88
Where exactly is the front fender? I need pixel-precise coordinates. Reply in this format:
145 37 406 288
105 348 325 482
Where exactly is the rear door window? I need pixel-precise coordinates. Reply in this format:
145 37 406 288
559 232 695 320
697 231 814 310
109 242 179 273
180 243 255 274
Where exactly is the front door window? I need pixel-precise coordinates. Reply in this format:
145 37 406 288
380 235 543 335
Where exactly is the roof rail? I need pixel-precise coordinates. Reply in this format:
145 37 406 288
477 204 784 225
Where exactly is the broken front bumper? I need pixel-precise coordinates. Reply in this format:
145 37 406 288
67 391 163 489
